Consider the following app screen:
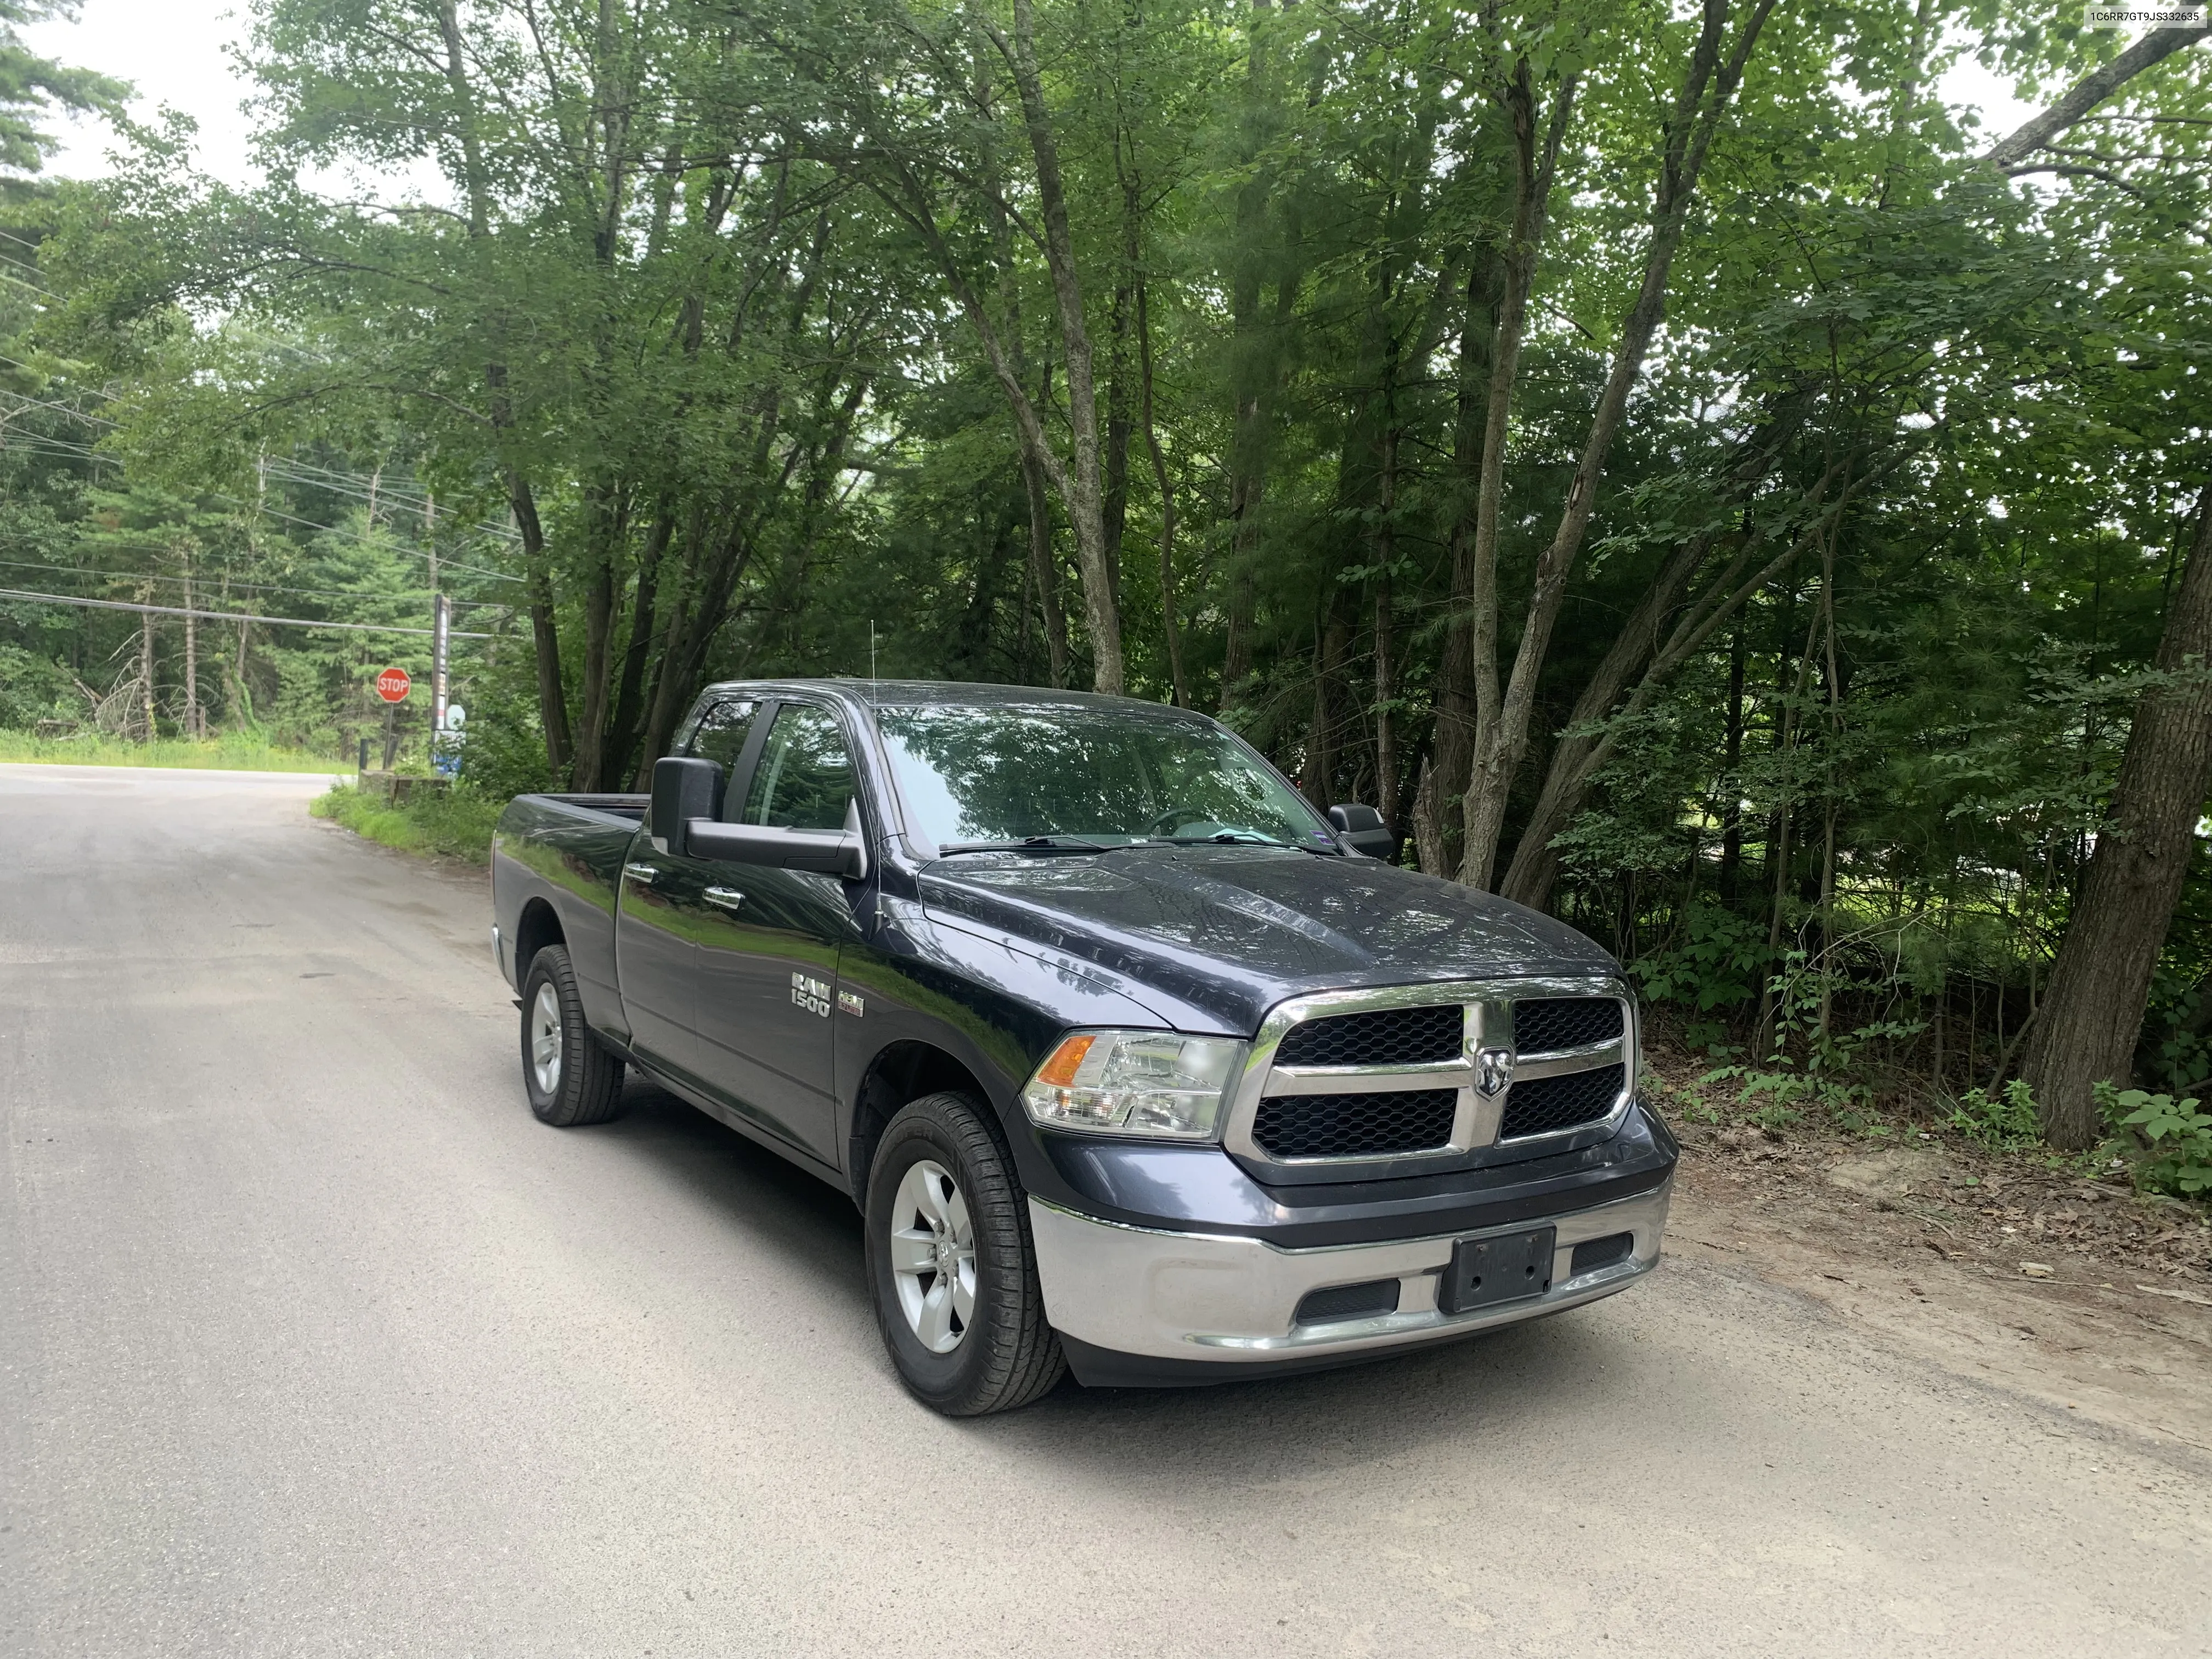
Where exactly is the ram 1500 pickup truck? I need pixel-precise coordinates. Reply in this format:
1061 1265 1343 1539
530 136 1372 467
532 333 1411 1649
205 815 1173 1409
490 680 1675 1415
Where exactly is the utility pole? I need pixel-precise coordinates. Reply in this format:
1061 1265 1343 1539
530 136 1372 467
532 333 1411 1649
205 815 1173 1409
433 593 452 735
426 493 449 745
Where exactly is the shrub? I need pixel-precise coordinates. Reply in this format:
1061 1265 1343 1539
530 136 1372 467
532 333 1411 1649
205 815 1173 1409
2102 1087 2212 1199
312 781 501 862
1948 1078 2041 1147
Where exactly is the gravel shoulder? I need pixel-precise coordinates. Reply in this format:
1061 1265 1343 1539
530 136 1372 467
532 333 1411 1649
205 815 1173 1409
1667 1141 2212 1461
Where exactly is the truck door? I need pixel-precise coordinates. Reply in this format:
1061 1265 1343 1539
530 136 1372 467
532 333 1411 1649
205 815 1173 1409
612 697 760 1075
690 701 864 1165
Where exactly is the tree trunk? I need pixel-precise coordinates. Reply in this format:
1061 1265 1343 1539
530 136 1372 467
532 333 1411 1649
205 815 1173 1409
569 483 628 790
1412 755 1444 878
231 617 252 731
1025 445 1068 688
1499 455 1850 909
1462 0 1776 889
1137 278 1189 707
138 598 155 743
1455 60 1577 883
1428 232 1508 875
441 6 572 777
510 473 573 778
1815 524 1844 1039
179 547 200 740
1219 0 1278 712
1718 619 1747 906
1755 596 1822 1052
2020 482 2212 1147
1005 0 1124 693
1103 178 1135 619
1373 417 1399 831
603 510 674 785
1301 601 1352 808
1984 26 2210 170
972 86 1066 693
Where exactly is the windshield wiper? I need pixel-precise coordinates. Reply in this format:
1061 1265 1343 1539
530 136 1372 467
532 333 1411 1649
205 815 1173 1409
1159 831 1295 847
1144 831 1345 854
936 836 1113 856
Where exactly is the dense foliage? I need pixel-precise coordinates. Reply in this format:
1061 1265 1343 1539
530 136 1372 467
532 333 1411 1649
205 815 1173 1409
2 0 2209 1150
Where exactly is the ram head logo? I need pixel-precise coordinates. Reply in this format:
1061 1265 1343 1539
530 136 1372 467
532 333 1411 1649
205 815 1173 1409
1475 1046 1515 1099
1471 998 1515 1099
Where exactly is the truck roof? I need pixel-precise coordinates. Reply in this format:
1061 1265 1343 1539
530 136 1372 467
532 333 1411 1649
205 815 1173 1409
698 678 1214 718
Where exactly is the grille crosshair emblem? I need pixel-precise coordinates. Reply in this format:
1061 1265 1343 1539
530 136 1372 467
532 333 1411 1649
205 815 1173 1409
1471 997 1516 1099
1475 1046 1515 1099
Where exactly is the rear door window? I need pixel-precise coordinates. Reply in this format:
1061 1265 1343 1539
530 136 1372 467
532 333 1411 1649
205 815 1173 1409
742 706 855 831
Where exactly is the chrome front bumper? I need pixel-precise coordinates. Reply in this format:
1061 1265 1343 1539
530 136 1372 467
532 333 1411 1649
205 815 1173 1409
1029 1177 1671 1365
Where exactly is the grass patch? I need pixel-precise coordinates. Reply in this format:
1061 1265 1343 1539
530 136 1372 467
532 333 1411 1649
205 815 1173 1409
0 730 349 773
311 781 501 863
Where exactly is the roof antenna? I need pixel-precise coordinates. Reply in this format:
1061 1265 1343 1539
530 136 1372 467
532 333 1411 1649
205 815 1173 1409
870 619 878 689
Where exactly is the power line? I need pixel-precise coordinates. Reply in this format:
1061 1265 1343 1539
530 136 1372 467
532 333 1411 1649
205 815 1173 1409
0 587 498 639
0 417 529 586
0 348 522 544
0 369 527 563
0 554 511 608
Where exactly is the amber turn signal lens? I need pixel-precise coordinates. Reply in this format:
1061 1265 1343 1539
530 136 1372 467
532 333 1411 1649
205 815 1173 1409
1035 1034 1098 1088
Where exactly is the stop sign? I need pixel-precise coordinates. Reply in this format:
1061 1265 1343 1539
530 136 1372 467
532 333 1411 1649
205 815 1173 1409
375 667 411 704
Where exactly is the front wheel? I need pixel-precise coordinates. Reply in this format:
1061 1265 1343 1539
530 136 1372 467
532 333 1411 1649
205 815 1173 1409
520 943 625 1127
865 1093 1065 1415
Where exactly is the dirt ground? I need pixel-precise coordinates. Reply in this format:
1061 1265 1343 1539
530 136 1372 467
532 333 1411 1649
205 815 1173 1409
1662 1069 2212 1458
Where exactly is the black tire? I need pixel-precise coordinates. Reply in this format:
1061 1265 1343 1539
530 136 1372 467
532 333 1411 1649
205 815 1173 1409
520 943 626 1127
865 1092 1066 1416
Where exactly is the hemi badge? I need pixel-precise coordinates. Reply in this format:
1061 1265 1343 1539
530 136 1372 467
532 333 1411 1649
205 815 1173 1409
838 990 865 1018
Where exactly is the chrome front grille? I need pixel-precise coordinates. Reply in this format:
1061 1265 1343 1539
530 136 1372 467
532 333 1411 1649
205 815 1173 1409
1223 977 1635 1182
1512 997 1623 1053
1273 1004 1462 1068
1499 1063 1625 1138
1251 1087 1460 1159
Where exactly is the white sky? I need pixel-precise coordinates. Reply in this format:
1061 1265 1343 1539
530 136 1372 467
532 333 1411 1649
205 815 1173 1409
24 0 2047 190
21 0 441 196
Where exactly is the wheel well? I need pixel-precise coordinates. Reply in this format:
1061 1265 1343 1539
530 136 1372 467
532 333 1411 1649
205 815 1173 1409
849 1041 993 1198
513 898 565 986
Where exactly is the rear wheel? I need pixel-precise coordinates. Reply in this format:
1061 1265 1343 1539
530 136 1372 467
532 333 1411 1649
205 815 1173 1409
520 944 625 1127
865 1092 1065 1415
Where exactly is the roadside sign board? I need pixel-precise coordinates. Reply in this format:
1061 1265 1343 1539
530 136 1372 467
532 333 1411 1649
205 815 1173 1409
375 667 411 703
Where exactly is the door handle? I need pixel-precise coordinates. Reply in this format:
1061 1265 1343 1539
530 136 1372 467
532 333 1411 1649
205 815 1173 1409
623 862 658 884
704 886 746 911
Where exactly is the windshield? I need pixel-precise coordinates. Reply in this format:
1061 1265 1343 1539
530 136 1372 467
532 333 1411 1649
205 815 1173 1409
876 703 1337 851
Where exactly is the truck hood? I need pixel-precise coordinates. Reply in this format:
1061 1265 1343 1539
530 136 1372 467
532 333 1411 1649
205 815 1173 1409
916 844 1617 1034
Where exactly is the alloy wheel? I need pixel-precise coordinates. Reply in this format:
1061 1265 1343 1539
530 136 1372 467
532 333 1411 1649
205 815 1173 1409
888 1159 976 1353
529 980 563 1097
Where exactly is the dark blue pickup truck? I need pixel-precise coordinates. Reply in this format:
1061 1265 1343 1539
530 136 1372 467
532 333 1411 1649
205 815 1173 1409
490 680 1675 1415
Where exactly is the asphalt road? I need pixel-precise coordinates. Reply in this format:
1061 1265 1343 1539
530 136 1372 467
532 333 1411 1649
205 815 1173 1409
4 763 2208 1658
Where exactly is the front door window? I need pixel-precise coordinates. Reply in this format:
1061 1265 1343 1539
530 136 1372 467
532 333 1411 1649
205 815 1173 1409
691 703 861 1163
741 705 854 830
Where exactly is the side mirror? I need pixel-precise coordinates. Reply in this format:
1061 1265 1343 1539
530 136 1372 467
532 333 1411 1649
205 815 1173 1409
651 756 721 858
686 819 870 880
1328 803 1398 861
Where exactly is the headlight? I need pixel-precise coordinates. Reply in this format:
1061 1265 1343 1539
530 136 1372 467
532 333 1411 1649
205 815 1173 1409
1021 1030 1245 1141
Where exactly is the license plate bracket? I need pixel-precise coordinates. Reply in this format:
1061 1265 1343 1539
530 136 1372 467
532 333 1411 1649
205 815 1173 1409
1439 1226 1556 1314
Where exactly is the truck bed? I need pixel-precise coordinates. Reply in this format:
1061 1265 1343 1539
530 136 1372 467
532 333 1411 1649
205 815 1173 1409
527 792 648 821
492 793 650 1031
